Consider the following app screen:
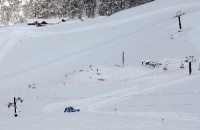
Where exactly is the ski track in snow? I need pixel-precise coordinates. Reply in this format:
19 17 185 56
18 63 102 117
0 28 26 64
43 71 192 114
0 33 19 63
43 61 198 114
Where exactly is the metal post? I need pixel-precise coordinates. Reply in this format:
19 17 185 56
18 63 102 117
189 62 192 75
174 11 185 31
198 63 200 70
122 51 124 67
14 97 17 117
178 16 182 30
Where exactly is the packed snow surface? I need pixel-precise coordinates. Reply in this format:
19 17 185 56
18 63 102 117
0 0 200 129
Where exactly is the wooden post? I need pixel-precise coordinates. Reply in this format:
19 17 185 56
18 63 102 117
122 51 124 67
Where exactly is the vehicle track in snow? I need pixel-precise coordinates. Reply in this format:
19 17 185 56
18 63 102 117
42 71 198 114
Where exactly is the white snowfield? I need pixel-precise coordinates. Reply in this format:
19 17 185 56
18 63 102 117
1 0 200 129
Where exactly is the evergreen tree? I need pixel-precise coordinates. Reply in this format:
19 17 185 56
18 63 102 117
83 0 96 18
0 0 154 26
0 0 24 26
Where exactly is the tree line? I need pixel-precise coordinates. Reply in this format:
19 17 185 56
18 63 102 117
0 0 154 26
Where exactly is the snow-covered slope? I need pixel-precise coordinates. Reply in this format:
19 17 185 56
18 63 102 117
0 0 200 129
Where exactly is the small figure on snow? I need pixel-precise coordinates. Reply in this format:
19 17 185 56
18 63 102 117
163 65 168 71
142 61 145 65
185 57 189 62
180 63 184 69
162 118 164 123
89 65 93 71
170 35 174 39
114 108 117 116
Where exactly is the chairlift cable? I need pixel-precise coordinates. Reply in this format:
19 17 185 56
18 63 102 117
0 17 175 79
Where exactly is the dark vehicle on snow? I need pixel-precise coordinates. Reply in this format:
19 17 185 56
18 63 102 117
64 107 80 113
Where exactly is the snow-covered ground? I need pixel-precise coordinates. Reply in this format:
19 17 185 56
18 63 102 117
0 0 200 129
